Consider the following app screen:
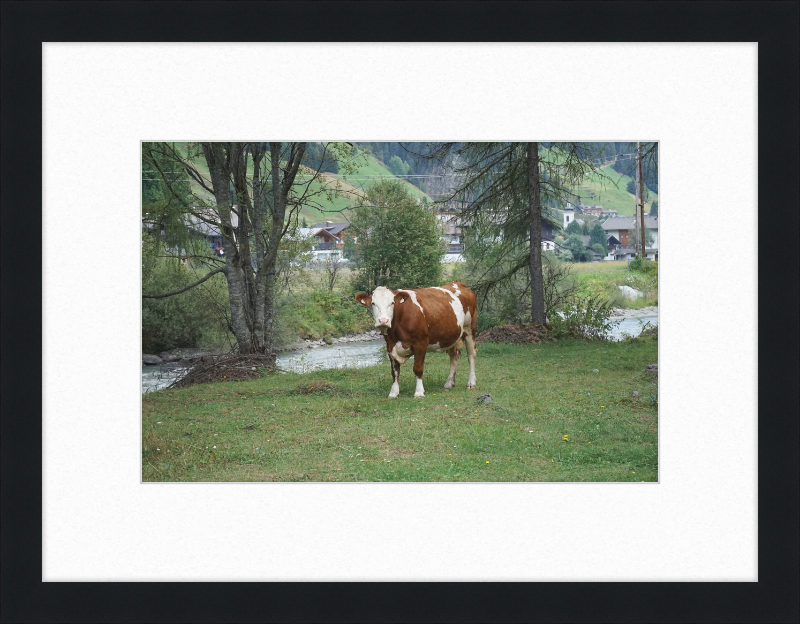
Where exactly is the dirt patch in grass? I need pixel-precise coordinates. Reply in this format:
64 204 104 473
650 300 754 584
476 323 553 345
388 448 416 458
292 380 343 395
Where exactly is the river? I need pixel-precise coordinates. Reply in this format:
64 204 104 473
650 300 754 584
142 312 657 394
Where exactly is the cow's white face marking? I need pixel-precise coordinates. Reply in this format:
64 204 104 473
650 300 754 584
397 289 424 315
370 286 396 332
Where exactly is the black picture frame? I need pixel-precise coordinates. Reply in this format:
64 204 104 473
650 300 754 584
2 2 797 622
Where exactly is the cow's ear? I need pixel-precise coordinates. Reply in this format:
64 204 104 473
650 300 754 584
355 293 372 306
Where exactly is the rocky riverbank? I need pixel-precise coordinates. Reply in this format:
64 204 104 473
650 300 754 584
143 311 658 365
142 347 227 366
142 331 384 365
279 330 383 352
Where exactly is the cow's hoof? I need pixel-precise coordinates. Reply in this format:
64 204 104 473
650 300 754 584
467 384 477 390
414 393 425 398
388 393 399 399
443 383 454 390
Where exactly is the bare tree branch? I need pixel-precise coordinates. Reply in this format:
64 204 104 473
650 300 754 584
143 266 226 299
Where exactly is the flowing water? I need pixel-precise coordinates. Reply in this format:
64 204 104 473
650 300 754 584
142 339 386 394
142 314 657 393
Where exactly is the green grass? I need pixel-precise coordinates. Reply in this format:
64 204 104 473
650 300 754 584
169 142 430 224
566 260 629 273
335 153 431 203
570 261 658 309
575 165 658 217
142 338 658 482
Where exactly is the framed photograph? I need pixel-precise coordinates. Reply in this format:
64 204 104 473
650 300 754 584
3 1 797 622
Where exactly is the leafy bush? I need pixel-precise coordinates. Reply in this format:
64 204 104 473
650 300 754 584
476 312 502 336
574 265 658 310
620 321 658 342
549 295 615 340
287 289 373 340
142 255 232 353
629 257 658 276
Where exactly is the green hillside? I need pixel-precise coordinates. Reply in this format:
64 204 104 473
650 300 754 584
336 153 430 202
150 143 650 224
165 143 431 225
574 164 657 217
296 153 433 224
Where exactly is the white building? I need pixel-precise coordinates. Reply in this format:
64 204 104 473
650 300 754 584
563 205 575 229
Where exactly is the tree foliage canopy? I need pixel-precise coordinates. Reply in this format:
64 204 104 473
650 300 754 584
589 222 608 248
142 141 361 359
411 142 604 309
349 180 445 291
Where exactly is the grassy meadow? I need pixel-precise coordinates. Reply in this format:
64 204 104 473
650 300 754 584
142 337 658 482
574 165 657 217
566 260 658 309
170 142 430 225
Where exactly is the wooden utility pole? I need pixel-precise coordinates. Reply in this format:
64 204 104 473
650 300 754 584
633 151 639 254
638 141 646 259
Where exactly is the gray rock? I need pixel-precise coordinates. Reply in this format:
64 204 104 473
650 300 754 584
618 285 644 300
476 393 493 404
143 354 163 365
632 391 640 398
592 369 599 373
646 364 658 374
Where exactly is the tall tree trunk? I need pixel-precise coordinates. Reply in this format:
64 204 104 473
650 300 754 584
528 142 545 324
202 143 254 351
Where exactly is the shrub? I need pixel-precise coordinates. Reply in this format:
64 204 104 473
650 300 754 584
549 295 615 341
629 257 658 276
142 257 232 353
288 289 373 340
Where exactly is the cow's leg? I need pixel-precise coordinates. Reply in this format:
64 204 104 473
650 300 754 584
443 343 462 390
388 356 401 398
411 343 427 398
464 331 477 389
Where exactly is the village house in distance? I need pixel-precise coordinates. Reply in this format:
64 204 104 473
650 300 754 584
562 204 659 261
158 200 657 266
297 221 352 262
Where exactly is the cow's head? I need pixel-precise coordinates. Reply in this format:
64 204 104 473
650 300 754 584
355 286 396 334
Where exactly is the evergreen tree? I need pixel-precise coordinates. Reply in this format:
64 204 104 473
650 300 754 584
649 200 658 216
412 142 603 323
589 222 608 248
388 155 410 177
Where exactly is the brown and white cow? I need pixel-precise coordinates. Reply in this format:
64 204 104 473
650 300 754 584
355 281 478 398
